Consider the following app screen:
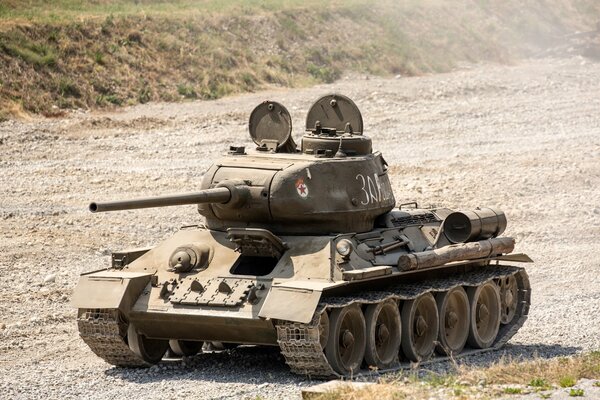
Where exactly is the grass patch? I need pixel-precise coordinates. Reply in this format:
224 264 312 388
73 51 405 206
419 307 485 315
57 78 80 98
529 378 550 389
307 64 341 83
503 387 523 394
560 376 577 388
1 42 57 67
569 388 584 397
137 84 151 104
96 94 122 106
466 352 600 387
0 0 368 22
309 352 600 400
93 51 105 65
176 84 197 99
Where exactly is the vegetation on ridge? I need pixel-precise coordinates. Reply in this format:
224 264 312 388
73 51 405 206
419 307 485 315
0 0 599 117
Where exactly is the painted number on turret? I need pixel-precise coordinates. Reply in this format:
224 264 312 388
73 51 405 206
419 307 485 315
356 173 391 205
295 178 309 198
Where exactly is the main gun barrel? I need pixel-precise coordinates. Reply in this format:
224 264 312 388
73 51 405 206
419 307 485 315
89 187 232 213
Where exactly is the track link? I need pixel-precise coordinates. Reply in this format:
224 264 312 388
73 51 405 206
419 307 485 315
77 308 148 367
276 265 530 379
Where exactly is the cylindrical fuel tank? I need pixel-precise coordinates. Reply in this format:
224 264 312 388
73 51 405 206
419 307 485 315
444 208 507 243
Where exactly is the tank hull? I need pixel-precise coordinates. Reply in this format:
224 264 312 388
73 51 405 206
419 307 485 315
74 223 530 377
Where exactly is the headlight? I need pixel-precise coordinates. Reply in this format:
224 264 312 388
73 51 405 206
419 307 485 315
335 239 354 257
169 243 211 272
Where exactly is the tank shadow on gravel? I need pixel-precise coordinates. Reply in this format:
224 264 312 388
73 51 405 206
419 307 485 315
104 346 309 384
103 343 581 384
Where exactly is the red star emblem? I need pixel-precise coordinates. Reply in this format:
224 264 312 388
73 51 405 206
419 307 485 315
295 178 308 197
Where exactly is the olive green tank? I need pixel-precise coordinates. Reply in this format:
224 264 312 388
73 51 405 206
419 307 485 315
73 94 531 378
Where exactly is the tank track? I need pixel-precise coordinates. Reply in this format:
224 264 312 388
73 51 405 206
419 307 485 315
77 308 148 367
276 265 530 379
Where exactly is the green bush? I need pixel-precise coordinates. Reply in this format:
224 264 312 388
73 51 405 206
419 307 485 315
177 84 197 99
58 78 80 98
560 376 576 388
307 64 340 83
3 42 57 67
138 85 151 104
529 378 548 388
93 51 105 65
96 94 122 106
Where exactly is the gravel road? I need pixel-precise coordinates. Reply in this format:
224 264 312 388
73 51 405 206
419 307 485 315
0 57 599 399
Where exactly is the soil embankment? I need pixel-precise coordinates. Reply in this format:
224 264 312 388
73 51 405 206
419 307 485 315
1 0 599 117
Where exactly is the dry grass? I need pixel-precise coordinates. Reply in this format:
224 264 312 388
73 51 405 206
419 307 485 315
0 0 366 23
309 351 600 399
0 100 30 122
458 352 600 386
0 0 599 117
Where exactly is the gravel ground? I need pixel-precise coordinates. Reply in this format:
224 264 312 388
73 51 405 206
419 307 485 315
0 56 599 399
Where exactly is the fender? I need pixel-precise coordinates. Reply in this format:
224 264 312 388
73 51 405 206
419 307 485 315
72 271 152 312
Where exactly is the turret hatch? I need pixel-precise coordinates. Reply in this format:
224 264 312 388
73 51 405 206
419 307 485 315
249 101 297 153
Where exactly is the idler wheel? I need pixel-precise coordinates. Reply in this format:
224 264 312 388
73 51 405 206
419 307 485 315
499 275 518 325
467 282 501 349
401 293 439 362
168 340 203 357
364 299 401 369
435 287 470 356
325 304 366 375
127 323 168 364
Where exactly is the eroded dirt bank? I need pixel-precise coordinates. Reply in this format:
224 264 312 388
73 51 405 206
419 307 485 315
0 57 599 399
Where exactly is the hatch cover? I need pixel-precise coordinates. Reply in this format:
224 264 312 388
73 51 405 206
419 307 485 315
249 101 294 152
305 93 363 135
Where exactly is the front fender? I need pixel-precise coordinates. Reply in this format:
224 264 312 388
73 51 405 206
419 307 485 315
72 271 152 312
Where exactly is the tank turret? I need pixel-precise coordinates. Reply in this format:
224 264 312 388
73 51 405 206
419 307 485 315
92 94 396 234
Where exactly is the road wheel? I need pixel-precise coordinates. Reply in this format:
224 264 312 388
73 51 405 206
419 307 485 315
364 299 401 369
127 323 168 364
467 282 501 349
435 287 469 356
401 292 439 362
168 340 203 357
325 304 366 375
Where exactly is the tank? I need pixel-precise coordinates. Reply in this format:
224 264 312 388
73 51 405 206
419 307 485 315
73 94 531 378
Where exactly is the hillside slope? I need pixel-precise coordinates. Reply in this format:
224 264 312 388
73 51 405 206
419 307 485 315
0 0 599 117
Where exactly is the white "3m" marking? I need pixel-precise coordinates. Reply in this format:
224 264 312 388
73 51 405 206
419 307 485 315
356 173 383 205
